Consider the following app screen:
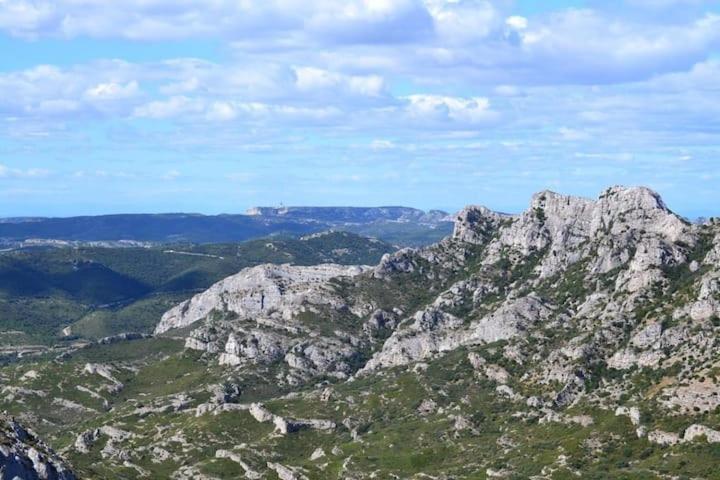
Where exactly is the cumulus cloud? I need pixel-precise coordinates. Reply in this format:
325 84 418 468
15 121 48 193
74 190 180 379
85 81 140 100
403 94 496 124
0 0 719 217
511 10 720 83
306 0 434 44
133 96 204 120
294 67 386 97
0 0 434 43
426 0 500 44
132 96 341 123
0 1 717 86
0 61 144 118
505 15 528 30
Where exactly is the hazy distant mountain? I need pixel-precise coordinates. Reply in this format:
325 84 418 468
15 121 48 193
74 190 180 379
246 206 450 223
0 207 453 247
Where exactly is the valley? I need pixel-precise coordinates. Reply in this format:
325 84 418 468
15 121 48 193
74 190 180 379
3 187 720 479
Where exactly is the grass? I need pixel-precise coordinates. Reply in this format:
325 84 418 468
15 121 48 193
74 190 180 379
0 232 395 343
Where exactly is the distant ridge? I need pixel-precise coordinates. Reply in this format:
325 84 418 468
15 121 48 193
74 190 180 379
245 206 449 223
0 207 453 247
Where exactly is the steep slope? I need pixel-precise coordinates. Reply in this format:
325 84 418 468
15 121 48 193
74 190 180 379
0 414 76 480
5 185 720 479
0 232 394 345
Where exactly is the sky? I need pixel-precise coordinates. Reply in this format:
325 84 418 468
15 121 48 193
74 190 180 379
0 0 719 218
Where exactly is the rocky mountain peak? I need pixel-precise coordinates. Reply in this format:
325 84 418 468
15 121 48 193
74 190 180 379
452 186 686 254
20 185 717 478
452 205 511 245
599 185 669 211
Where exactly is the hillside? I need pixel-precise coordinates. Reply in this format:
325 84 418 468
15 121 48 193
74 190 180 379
2 186 720 479
0 232 394 346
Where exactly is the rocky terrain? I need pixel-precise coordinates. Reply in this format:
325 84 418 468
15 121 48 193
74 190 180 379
0 413 76 479
2 186 720 478
0 231 393 350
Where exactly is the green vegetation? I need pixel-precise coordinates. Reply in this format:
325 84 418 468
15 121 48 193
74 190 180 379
345 221 454 247
3 195 720 479
0 232 394 343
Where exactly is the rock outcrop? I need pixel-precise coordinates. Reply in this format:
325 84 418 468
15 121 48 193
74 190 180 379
1 414 76 480
19 185 720 479
155 264 369 334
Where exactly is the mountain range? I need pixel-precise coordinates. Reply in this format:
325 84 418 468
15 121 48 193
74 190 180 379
2 186 720 479
0 207 453 248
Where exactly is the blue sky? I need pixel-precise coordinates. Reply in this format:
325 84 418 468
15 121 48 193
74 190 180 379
1 0 719 218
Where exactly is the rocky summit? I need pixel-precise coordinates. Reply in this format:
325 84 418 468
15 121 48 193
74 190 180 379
3 185 720 479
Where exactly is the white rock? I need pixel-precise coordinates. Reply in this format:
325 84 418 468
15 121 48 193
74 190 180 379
156 263 369 334
683 424 720 443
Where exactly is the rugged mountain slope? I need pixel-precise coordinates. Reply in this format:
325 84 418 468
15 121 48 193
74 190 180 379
0 414 76 480
0 231 393 348
3 186 720 479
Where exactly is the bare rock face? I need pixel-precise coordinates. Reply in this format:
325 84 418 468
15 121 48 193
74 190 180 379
155 185 720 435
349 185 720 416
373 248 418 278
452 205 511 245
155 263 375 385
155 263 369 334
480 186 692 280
1 414 76 480
362 295 553 372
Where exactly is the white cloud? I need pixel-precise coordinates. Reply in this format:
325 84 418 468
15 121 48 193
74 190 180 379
505 16 528 30
494 85 524 97
294 67 385 97
0 0 55 38
0 163 52 178
512 10 720 83
85 81 139 100
162 169 181 180
132 96 341 123
404 94 495 124
205 102 237 122
0 61 144 118
370 139 396 149
0 0 434 43
306 0 434 44
558 127 591 141
427 0 500 44
0 1 717 88
133 96 204 119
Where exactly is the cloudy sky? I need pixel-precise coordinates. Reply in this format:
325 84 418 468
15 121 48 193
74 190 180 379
0 0 719 218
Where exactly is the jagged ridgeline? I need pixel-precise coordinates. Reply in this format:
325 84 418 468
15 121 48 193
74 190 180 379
3 186 720 479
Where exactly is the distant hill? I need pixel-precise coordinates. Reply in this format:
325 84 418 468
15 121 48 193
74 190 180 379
0 207 453 247
246 206 449 223
0 231 395 343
